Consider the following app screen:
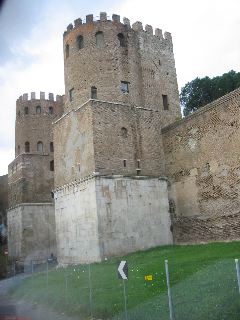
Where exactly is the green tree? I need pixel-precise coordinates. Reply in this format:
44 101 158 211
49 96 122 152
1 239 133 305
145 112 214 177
180 70 240 116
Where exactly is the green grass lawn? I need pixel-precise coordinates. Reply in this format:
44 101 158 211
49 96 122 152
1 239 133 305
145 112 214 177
9 241 240 319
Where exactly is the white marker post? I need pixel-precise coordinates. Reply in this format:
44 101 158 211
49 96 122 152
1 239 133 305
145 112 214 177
88 264 93 318
235 259 240 294
165 260 174 320
46 260 49 286
117 260 128 320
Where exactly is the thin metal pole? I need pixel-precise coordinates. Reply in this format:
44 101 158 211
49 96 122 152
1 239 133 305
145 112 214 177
165 259 174 320
235 259 240 294
13 261 16 277
31 260 34 286
46 261 49 286
123 280 128 320
5 254 7 273
88 264 93 317
65 271 68 304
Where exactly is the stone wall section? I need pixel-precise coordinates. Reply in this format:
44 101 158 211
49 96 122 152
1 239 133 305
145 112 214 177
96 176 172 258
54 177 100 264
54 176 172 264
7 204 56 262
162 88 240 242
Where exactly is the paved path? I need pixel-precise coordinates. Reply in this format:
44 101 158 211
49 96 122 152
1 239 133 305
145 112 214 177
0 276 82 320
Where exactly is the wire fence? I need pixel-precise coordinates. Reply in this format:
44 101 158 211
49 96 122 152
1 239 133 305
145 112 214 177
5 258 240 320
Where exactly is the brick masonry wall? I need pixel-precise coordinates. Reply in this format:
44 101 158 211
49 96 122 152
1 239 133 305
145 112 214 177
53 102 95 188
8 154 54 207
53 100 169 188
162 88 240 242
8 93 64 207
92 100 165 177
173 213 240 243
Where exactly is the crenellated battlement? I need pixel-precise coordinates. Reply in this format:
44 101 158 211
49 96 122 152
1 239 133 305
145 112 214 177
17 92 63 103
63 12 172 44
131 21 172 41
63 12 122 36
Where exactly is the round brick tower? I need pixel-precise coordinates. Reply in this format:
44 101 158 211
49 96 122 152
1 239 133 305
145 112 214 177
15 92 64 157
63 12 144 112
63 12 181 123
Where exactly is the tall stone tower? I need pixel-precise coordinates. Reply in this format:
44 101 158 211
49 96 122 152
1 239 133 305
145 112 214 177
8 92 64 262
63 13 180 126
54 13 181 264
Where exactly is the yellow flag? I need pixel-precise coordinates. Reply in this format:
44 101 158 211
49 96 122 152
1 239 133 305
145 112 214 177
144 275 153 281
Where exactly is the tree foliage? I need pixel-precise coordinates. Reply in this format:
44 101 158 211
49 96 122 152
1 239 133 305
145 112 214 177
180 70 240 116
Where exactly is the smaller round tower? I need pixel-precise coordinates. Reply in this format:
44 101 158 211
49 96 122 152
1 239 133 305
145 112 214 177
8 92 64 207
15 91 64 157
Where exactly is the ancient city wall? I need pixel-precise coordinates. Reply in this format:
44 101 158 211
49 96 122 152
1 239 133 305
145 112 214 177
8 203 56 262
162 88 240 243
0 175 8 224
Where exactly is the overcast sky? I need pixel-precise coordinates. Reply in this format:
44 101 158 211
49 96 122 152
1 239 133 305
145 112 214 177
0 0 240 175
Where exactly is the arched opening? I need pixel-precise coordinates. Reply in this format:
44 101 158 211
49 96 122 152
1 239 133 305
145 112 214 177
91 86 97 99
77 35 84 49
36 105 41 114
49 106 53 114
25 142 30 153
117 33 126 47
121 127 128 138
37 141 43 153
65 44 69 58
17 145 20 155
50 142 54 152
24 106 29 115
162 94 169 110
95 31 104 48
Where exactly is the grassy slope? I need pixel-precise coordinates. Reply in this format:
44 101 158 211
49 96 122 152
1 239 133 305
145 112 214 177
10 241 240 319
